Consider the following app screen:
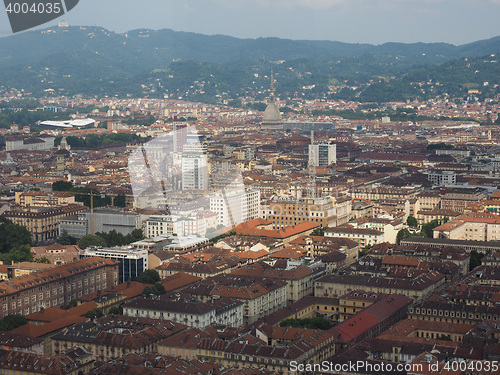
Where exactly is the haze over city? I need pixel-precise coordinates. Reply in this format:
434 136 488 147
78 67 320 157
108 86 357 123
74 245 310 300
1 0 500 44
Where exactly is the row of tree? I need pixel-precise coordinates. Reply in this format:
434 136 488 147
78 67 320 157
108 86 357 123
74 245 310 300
396 216 444 245
77 229 144 249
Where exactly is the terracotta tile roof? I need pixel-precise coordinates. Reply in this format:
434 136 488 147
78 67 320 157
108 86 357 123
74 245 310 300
160 272 202 292
231 263 312 281
0 331 43 348
233 220 319 239
0 347 92 375
12 315 87 338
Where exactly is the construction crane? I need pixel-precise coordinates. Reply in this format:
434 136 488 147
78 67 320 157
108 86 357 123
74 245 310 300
71 190 105 235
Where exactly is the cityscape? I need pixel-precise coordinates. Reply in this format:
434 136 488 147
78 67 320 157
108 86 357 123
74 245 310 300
0 3 500 375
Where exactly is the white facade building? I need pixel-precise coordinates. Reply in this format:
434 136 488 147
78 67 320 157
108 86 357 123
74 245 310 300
210 188 260 228
145 215 175 238
428 171 457 186
123 296 244 328
308 143 336 167
79 247 148 284
181 144 209 191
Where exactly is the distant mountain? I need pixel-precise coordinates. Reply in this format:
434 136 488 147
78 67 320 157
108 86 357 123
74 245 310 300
0 26 499 101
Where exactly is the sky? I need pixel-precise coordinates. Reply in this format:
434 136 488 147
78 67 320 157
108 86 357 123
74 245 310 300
0 0 499 45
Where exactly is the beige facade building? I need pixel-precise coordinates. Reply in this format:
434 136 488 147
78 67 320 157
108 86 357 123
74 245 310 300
314 271 445 301
0 257 118 319
325 226 384 247
269 195 351 230
433 212 500 241
4 204 86 242
182 274 288 325
231 262 313 302
15 191 76 208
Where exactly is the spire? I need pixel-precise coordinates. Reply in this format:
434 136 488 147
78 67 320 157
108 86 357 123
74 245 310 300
308 136 317 199
270 67 275 101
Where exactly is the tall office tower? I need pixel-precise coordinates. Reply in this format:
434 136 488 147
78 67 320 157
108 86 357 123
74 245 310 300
308 143 337 167
182 144 209 191
209 188 260 228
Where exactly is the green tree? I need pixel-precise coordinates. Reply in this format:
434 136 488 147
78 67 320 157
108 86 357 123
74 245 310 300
0 315 27 331
34 256 51 264
406 215 418 227
136 269 160 284
279 317 333 330
59 230 78 245
59 229 73 245
311 227 325 236
437 334 452 341
153 282 166 295
421 219 440 238
469 250 485 271
0 217 32 253
108 303 124 315
396 229 412 245
84 308 104 319
114 194 127 208
96 230 126 247
78 234 107 249
52 180 73 191
142 282 166 296
124 229 144 244
0 245 33 265
69 187 110 208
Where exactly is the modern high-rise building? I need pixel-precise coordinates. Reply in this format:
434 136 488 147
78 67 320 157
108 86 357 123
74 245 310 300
209 189 260 228
308 143 337 167
181 144 209 191
79 247 148 284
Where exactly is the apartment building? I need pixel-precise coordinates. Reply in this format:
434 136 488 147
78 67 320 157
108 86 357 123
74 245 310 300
50 316 186 363
157 325 334 375
123 295 244 328
182 274 288 325
350 186 421 201
3 204 87 242
416 191 441 211
0 347 93 375
210 188 260 228
352 217 404 243
314 271 445 301
15 191 76 208
325 226 384 247
268 195 351 230
0 257 119 318
440 190 486 213
230 262 313 302
433 212 500 241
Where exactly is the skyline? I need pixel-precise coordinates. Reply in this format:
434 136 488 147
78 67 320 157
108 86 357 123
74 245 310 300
0 0 498 45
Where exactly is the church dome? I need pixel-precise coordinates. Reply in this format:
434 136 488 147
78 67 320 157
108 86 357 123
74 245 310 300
262 100 282 123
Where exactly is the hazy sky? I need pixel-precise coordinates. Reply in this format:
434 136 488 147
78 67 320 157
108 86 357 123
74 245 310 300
0 0 499 44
